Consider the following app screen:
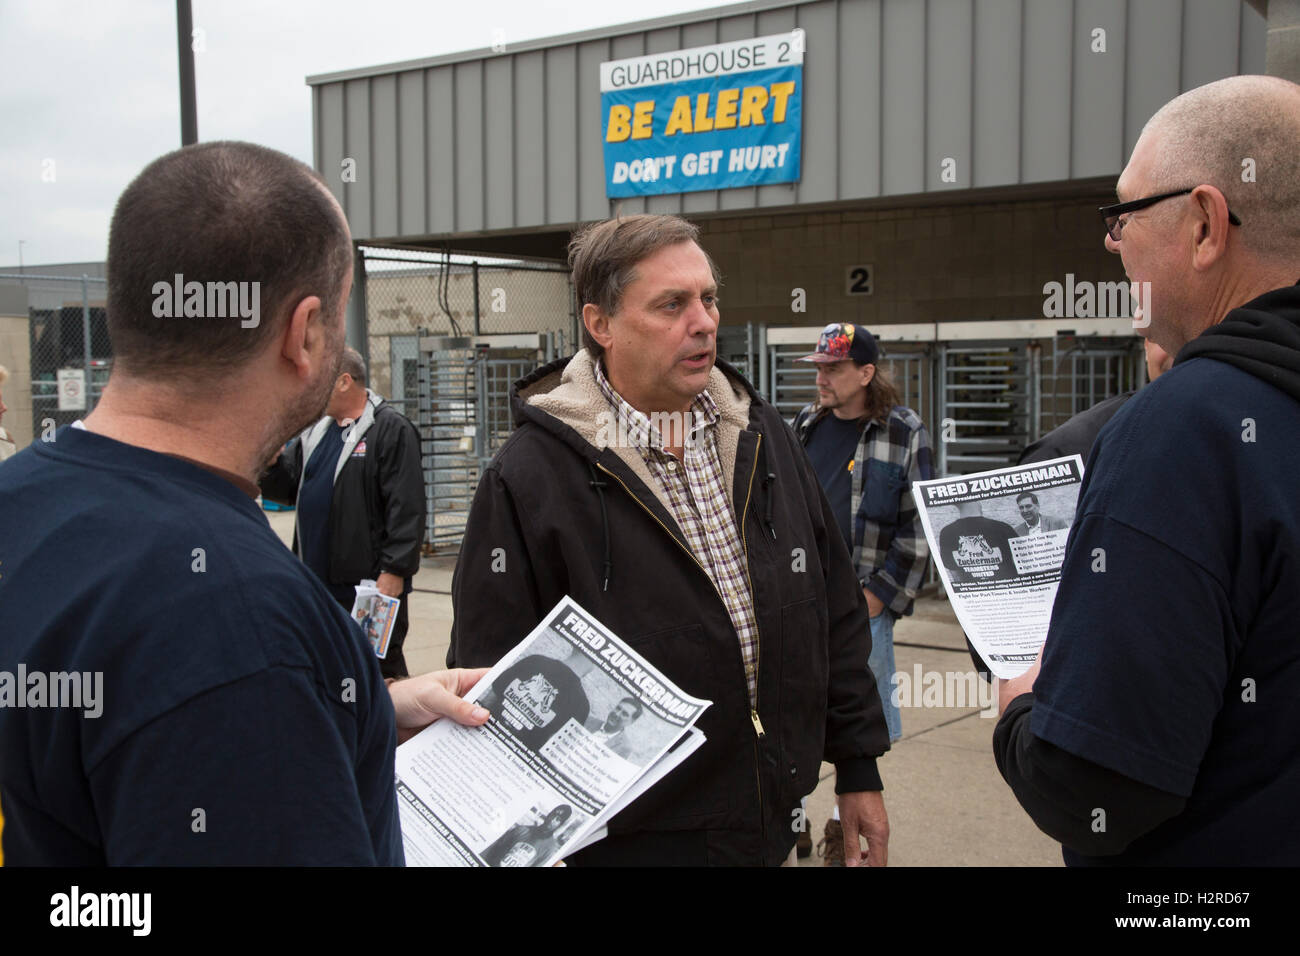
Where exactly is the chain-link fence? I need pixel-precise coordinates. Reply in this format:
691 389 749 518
359 246 573 421
0 274 111 444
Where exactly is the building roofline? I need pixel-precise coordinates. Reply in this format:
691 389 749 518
305 0 800 86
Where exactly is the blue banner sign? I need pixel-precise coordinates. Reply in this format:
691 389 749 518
600 33 804 198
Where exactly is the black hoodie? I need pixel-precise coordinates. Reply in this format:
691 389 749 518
1174 280 1300 400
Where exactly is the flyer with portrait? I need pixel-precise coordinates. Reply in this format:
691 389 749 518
913 455 1084 679
394 596 711 867
350 582 399 659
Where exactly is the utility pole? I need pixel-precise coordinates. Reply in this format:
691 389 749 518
177 0 198 145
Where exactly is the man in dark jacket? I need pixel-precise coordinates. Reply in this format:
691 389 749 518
261 347 425 678
994 74 1300 865
449 214 891 866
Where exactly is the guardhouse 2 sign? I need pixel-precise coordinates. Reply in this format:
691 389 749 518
600 33 804 198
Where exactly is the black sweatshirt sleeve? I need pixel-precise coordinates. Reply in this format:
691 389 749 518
993 693 1186 857
778 419 890 788
376 415 426 578
258 435 303 505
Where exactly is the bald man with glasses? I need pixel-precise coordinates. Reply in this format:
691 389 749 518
993 75 1300 866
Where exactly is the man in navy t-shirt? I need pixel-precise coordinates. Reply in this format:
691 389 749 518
993 75 1300 865
0 141 487 865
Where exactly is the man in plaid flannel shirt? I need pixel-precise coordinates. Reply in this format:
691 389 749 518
794 323 933 745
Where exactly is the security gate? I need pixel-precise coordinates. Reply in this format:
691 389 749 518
1038 336 1144 435
418 340 476 549
767 339 818 421
935 341 1035 475
416 333 565 551
716 322 759 387
411 323 1141 550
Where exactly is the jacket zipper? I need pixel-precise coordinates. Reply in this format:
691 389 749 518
736 437 764 735
737 434 766 854
597 444 769 855
594 456 765 727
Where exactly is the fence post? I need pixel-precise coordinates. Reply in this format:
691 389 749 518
471 261 481 336
1028 341 1042 444
745 322 754 385
936 342 948 476
81 275 92 410
346 246 369 370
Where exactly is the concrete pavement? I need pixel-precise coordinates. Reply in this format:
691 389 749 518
266 508 1061 866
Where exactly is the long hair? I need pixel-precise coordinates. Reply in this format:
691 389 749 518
862 363 902 423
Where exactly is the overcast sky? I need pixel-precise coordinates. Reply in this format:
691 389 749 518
0 0 750 267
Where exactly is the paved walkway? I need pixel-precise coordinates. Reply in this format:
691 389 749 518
267 510 1061 866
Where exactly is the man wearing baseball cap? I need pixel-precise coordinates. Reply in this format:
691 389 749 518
793 323 933 863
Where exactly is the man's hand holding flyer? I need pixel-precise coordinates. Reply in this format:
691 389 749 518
393 597 711 866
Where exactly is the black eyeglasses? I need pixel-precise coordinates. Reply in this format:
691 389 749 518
1099 187 1242 241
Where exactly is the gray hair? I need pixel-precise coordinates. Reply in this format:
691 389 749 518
339 347 366 385
1142 75 1300 262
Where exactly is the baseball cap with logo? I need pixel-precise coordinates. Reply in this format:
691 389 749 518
796 323 880 365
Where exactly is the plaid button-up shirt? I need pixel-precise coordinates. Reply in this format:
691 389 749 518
794 403 933 615
595 360 760 704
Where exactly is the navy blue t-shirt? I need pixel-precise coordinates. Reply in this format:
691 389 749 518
1031 357 1300 865
298 421 347 599
803 414 863 550
0 426 402 865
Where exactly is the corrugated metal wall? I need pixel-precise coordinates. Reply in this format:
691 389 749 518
310 0 1266 242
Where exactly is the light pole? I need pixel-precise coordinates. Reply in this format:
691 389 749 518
177 0 198 146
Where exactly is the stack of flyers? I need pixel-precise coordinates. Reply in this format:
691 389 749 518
350 580 400 659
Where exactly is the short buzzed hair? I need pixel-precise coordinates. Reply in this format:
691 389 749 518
106 141 352 380
568 214 720 360
339 347 366 385
1142 75 1300 261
